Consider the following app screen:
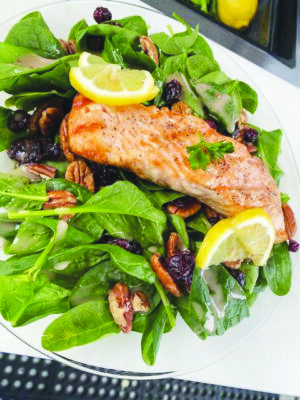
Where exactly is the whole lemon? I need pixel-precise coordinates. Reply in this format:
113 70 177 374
218 0 258 30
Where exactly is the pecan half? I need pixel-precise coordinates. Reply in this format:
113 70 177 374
65 160 95 192
131 291 150 313
167 197 201 219
25 163 56 179
167 232 179 258
150 253 182 297
140 36 159 65
171 101 192 115
29 98 65 136
223 260 242 269
236 110 248 128
108 283 133 333
42 190 77 210
282 203 297 239
59 39 76 55
59 114 76 162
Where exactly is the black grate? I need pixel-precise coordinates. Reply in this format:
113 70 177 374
0 352 279 400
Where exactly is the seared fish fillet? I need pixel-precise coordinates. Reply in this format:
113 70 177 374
65 94 287 243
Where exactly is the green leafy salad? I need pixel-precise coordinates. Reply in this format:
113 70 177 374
0 8 295 366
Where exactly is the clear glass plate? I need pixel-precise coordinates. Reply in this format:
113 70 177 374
0 0 299 380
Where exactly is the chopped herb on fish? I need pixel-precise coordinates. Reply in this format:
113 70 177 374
186 133 234 170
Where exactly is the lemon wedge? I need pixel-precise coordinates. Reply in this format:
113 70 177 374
218 0 258 30
70 52 159 106
196 208 275 269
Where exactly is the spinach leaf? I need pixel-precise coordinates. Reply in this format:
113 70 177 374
111 34 156 72
177 266 249 339
246 269 267 307
8 182 167 227
42 300 120 351
0 221 18 241
264 242 292 296
148 189 184 209
14 282 70 327
186 212 211 235
0 253 40 276
0 272 69 327
7 221 52 255
0 42 32 64
44 161 69 178
187 54 220 79
70 213 104 241
46 178 92 204
5 12 65 59
151 25 199 55
0 54 77 97
68 19 88 41
0 107 29 151
101 37 126 67
76 24 138 53
280 192 290 204
240 262 259 295
193 81 242 132
256 127 283 185
116 16 148 36
189 35 214 60
169 214 189 247
47 244 156 283
237 81 258 113
5 89 75 112
141 302 167 365
0 174 47 214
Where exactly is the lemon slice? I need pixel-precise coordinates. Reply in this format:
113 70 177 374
70 52 159 106
196 208 275 269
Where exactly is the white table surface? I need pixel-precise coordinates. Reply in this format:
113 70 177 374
0 0 300 396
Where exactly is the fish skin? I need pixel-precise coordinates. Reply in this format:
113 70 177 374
65 94 287 243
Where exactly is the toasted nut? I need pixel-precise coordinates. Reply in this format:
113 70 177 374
245 143 257 154
29 98 64 135
167 197 201 219
223 260 242 269
131 291 150 313
282 203 297 239
150 253 182 297
39 107 65 136
167 232 179 258
43 190 77 210
59 39 76 55
24 163 56 179
171 101 193 115
65 160 95 192
108 283 133 333
59 114 76 162
237 110 248 128
140 36 159 65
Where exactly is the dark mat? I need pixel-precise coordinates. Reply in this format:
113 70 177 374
0 352 279 400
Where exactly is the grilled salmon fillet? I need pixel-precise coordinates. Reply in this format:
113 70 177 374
64 94 287 243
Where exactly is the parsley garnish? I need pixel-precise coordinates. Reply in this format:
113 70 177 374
186 133 234 170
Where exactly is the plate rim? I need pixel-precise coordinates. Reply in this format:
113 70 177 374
0 0 299 380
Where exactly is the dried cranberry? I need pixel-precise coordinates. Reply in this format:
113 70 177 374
208 216 220 226
165 251 195 286
40 137 62 160
93 7 112 23
205 119 217 130
7 138 43 163
288 239 299 252
226 268 246 288
104 236 143 255
88 162 119 187
7 110 30 133
164 80 182 105
168 196 195 209
86 34 105 51
242 128 258 143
